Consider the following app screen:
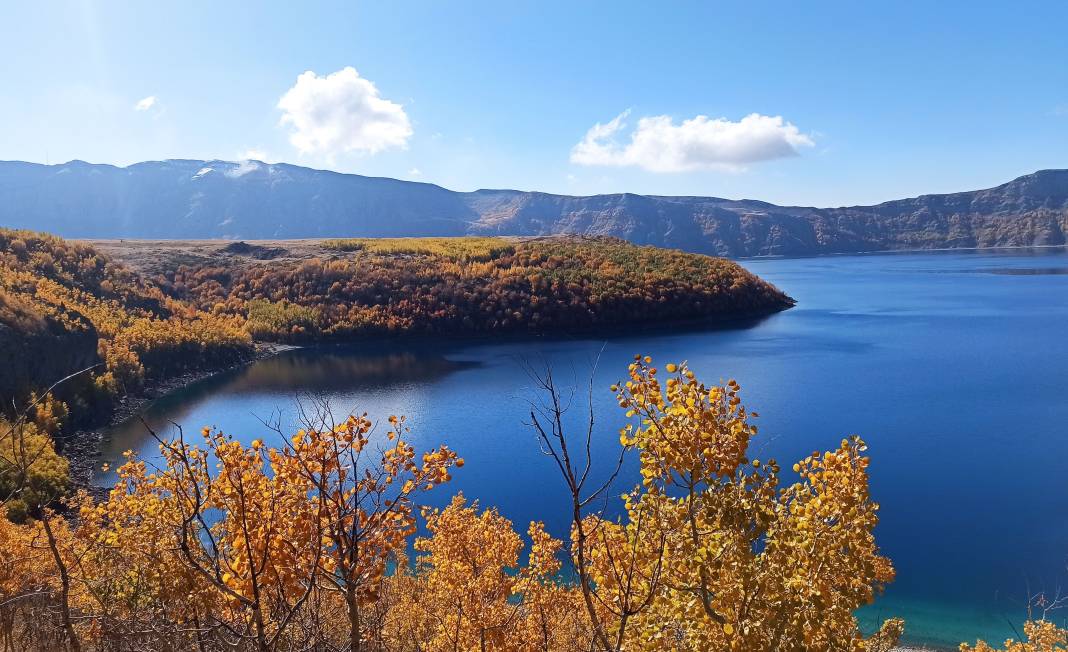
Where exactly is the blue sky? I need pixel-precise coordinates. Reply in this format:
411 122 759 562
2 1 1067 206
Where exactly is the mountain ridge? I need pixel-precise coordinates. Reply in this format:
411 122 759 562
2 159 1066 256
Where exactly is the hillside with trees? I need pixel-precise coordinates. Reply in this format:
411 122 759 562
148 236 793 342
0 231 791 427
0 230 253 425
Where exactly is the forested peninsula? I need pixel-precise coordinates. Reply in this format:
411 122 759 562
0 230 792 429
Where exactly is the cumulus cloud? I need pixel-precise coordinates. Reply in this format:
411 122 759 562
277 66 412 157
408 167 422 177
133 95 158 111
570 110 814 172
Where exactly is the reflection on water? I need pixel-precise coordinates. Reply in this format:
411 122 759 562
100 248 1068 649
221 347 478 394
101 346 477 461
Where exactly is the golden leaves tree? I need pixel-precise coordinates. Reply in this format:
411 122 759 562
961 621 1068 652
283 410 460 651
0 357 945 651
535 356 902 651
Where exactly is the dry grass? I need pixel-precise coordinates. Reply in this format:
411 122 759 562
322 237 516 261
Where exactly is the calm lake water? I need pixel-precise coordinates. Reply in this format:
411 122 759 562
100 248 1068 648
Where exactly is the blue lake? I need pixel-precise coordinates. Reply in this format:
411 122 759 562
100 248 1068 648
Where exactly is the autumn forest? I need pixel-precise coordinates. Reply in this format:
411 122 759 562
0 230 1061 651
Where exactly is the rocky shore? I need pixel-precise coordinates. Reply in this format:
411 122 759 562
62 342 296 497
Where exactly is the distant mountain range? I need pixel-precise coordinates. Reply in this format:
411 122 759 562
2 159 1067 256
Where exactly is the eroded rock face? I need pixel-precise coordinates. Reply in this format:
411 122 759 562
463 171 1068 255
1 159 1066 256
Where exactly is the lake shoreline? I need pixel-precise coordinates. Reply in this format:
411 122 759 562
63 341 299 495
245 303 795 350
63 304 791 494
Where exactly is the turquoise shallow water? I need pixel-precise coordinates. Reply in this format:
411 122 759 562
100 248 1068 648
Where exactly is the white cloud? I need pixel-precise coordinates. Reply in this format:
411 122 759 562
277 66 412 157
408 167 422 177
239 148 272 162
134 95 158 111
570 110 814 172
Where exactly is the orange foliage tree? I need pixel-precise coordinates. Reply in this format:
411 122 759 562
0 357 923 650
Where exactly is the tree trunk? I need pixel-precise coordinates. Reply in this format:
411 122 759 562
41 515 80 652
